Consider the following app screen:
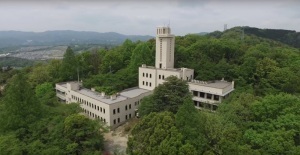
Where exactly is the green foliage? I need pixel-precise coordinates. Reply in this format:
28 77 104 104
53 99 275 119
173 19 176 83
64 114 104 154
60 46 78 81
175 99 207 153
95 86 117 95
0 133 24 155
127 112 191 155
35 82 57 106
139 76 190 116
0 73 42 131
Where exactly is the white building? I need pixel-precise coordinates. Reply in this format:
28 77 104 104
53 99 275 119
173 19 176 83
56 26 234 128
139 26 234 110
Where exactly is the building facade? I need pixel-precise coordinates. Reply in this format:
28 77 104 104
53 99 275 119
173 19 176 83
56 26 234 128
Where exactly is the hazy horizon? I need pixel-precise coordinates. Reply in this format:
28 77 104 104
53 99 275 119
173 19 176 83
1 0 299 36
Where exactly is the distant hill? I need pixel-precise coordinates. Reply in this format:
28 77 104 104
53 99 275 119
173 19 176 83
0 30 154 48
242 27 300 48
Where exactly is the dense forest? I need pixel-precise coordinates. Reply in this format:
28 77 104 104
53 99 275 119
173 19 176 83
0 27 300 154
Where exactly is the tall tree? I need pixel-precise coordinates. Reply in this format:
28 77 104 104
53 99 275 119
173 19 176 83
60 47 77 81
0 73 42 132
139 76 190 116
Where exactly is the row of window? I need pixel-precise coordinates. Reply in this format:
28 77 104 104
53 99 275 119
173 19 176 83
113 101 140 115
142 81 152 87
113 114 132 125
192 91 220 101
142 72 152 78
84 109 106 123
158 75 165 80
72 95 106 113
194 101 218 111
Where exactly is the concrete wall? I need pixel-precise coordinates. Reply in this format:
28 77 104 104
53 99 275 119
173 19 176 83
139 67 157 90
189 83 224 96
156 69 181 86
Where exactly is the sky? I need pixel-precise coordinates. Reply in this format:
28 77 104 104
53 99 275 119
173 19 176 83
0 0 299 36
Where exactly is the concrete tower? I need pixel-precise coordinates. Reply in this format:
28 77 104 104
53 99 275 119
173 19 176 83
155 26 175 69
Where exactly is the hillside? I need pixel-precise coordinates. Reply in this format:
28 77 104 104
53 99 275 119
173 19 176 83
0 30 154 48
208 27 300 48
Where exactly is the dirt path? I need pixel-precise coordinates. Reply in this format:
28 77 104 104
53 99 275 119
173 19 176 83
103 124 130 155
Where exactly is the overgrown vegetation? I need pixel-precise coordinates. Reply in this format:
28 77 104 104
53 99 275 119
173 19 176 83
0 27 299 154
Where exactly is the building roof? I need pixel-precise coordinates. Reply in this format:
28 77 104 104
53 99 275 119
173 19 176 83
140 65 194 72
189 80 233 89
57 82 150 105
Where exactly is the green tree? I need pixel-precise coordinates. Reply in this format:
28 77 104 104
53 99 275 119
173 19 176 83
0 73 42 132
139 76 190 116
0 133 24 155
175 99 207 153
127 112 189 155
60 47 77 81
64 114 104 154
35 82 57 106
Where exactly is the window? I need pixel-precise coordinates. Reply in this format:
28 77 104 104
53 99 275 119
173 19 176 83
159 75 161 79
100 107 102 112
207 94 212 100
104 109 105 113
150 74 152 78
162 75 165 79
200 92 205 98
194 101 198 106
143 73 145 77
193 91 198 96
159 63 162 68
113 119 116 124
113 109 116 114
213 105 218 111
146 82 148 86
129 114 132 118
104 119 106 123
129 104 131 109
214 95 219 101
117 108 120 113
150 83 152 87
118 118 120 123
146 73 148 77
125 105 128 110
143 81 145 85
125 115 128 120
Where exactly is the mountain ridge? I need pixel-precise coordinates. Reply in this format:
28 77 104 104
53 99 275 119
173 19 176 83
0 30 154 48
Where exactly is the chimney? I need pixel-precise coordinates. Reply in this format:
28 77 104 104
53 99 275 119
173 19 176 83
111 94 117 100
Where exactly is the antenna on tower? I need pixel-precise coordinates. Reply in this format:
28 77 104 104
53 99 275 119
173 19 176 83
77 67 80 83
224 24 227 31
241 27 244 41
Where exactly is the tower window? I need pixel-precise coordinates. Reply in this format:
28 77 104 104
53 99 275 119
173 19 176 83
150 74 152 78
146 73 148 77
143 81 144 85
150 83 152 87
143 73 144 77
159 75 161 79
159 63 162 68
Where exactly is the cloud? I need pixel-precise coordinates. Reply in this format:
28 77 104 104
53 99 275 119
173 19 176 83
0 0 299 35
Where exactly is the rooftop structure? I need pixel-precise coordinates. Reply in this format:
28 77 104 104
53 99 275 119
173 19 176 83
55 26 235 129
